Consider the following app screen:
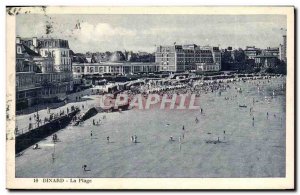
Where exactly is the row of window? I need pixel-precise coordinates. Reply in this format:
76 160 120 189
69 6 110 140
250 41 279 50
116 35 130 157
73 65 159 74
16 73 71 88
61 58 71 65
198 65 220 71
42 50 70 60
17 86 69 100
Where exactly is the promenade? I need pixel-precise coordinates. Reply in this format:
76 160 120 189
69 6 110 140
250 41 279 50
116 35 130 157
15 89 99 136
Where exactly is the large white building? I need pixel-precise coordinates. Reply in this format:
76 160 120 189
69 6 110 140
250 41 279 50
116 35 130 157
18 37 73 92
155 44 221 72
16 37 74 110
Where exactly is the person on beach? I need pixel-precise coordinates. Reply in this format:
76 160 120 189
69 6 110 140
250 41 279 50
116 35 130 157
134 135 137 143
169 136 173 141
182 125 185 131
33 144 39 150
179 136 181 143
107 136 110 143
93 119 95 126
90 131 93 138
195 117 199 123
131 136 134 143
52 134 57 142
267 112 269 119
82 165 87 171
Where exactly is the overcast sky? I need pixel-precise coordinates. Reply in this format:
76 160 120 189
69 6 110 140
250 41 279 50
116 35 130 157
16 14 286 53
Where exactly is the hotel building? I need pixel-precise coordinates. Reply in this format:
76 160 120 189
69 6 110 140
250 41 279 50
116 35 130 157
155 44 221 72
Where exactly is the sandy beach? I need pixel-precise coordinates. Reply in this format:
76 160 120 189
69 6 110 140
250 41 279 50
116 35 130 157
15 76 286 178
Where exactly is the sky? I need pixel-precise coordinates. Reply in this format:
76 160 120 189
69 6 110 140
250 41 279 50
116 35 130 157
16 14 287 53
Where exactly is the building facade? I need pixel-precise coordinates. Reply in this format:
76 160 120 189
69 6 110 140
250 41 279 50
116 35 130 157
244 46 261 59
18 37 73 92
16 37 74 110
72 62 159 77
155 44 221 72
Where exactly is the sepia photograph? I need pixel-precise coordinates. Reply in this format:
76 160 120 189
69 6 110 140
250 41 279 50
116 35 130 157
6 6 294 189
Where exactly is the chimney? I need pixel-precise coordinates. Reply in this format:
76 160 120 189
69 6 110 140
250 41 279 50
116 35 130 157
33 37 37 47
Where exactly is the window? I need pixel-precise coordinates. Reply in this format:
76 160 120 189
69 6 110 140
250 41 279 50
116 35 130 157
17 46 21 54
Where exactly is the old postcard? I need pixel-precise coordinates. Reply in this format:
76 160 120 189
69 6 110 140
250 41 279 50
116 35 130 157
6 6 294 189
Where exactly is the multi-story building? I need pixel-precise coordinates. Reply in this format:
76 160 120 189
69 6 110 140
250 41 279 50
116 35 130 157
254 47 280 69
254 55 278 68
155 44 221 72
16 37 74 110
244 46 261 59
155 45 179 72
18 37 73 92
262 47 280 58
